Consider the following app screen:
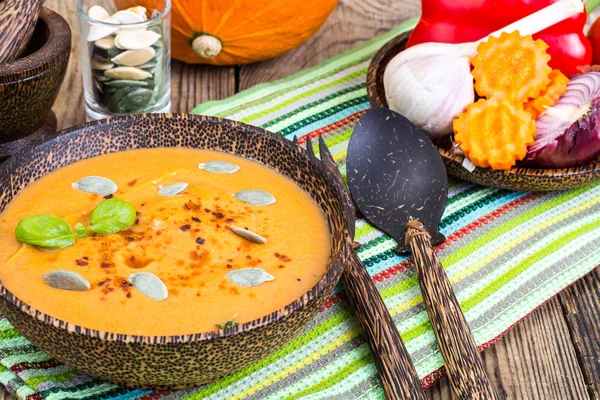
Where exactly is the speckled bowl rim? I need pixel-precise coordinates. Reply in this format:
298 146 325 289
365 30 600 188
0 113 351 345
0 8 71 79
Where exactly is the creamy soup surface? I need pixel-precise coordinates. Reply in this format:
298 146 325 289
0 148 331 335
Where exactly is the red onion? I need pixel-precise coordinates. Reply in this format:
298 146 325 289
526 72 600 168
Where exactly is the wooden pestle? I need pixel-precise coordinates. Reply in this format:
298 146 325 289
0 0 45 63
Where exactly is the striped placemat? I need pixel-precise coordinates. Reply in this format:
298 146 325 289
2 18 600 399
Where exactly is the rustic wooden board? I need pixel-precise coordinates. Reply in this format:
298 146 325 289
0 0 592 399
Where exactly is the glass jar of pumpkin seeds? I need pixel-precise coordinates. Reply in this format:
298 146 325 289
77 0 171 120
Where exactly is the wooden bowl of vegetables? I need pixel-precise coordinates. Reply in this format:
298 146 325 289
367 19 600 192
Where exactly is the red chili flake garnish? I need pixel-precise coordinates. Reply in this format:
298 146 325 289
75 258 89 266
225 218 234 224
101 262 114 268
227 258 233 262
216 224 221 228
180 224 191 231
127 179 138 187
141 202 146 207
103 194 113 199
226 264 233 269
212 211 224 219
195 238 205 245
119 279 129 288
297 278 301 282
185 200 201 211
98 279 110 287
275 253 292 262
83 256 89 261
126 293 132 298
125 236 134 242
278 265 285 269
204 208 211 213
191 217 201 223
246 255 252 260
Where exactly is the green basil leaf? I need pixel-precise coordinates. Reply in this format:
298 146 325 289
75 222 89 238
89 198 136 235
15 215 76 249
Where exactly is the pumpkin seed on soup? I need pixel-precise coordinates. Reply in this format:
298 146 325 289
157 182 188 197
198 160 240 174
230 226 267 244
72 176 117 196
225 268 275 287
42 270 90 291
233 190 276 206
129 272 168 301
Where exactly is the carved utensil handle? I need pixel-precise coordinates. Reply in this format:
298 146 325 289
0 0 44 63
343 249 425 399
405 218 498 400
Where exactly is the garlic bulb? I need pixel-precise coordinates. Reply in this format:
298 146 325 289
383 0 583 139
384 49 474 137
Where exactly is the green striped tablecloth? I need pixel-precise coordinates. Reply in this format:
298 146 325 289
2 19 600 399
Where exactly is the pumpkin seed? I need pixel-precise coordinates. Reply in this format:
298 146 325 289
230 226 267 244
111 10 145 24
115 30 161 50
112 47 155 67
129 272 168 301
86 17 119 42
137 61 156 70
107 87 135 113
157 182 188 197
95 36 115 50
91 58 114 70
105 79 149 88
233 190 275 206
72 176 118 196
94 74 111 82
226 268 274 287
88 5 110 21
127 6 147 20
107 46 122 59
198 160 240 174
42 270 90 291
104 66 152 80
118 88 153 111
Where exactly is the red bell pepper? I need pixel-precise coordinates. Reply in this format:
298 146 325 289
406 0 591 77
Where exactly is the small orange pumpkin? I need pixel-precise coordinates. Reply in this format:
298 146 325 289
115 0 338 65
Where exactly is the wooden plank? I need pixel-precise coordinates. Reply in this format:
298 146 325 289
560 268 600 399
426 298 589 399
238 0 420 90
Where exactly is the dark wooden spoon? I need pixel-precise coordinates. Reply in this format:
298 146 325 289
295 135 425 400
346 108 499 400
0 0 44 63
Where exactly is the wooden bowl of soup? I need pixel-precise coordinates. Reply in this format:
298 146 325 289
0 113 351 388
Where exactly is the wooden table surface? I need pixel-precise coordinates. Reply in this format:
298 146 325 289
2 0 598 399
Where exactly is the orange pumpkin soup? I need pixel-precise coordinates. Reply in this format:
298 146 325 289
0 148 331 335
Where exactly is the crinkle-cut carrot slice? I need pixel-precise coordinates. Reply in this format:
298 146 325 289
472 31 552 103
524 69 569 119
453 98 536 170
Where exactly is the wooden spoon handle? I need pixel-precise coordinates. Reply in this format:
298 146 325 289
0 0 44 63
342 249 425 400
406 219 498 400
